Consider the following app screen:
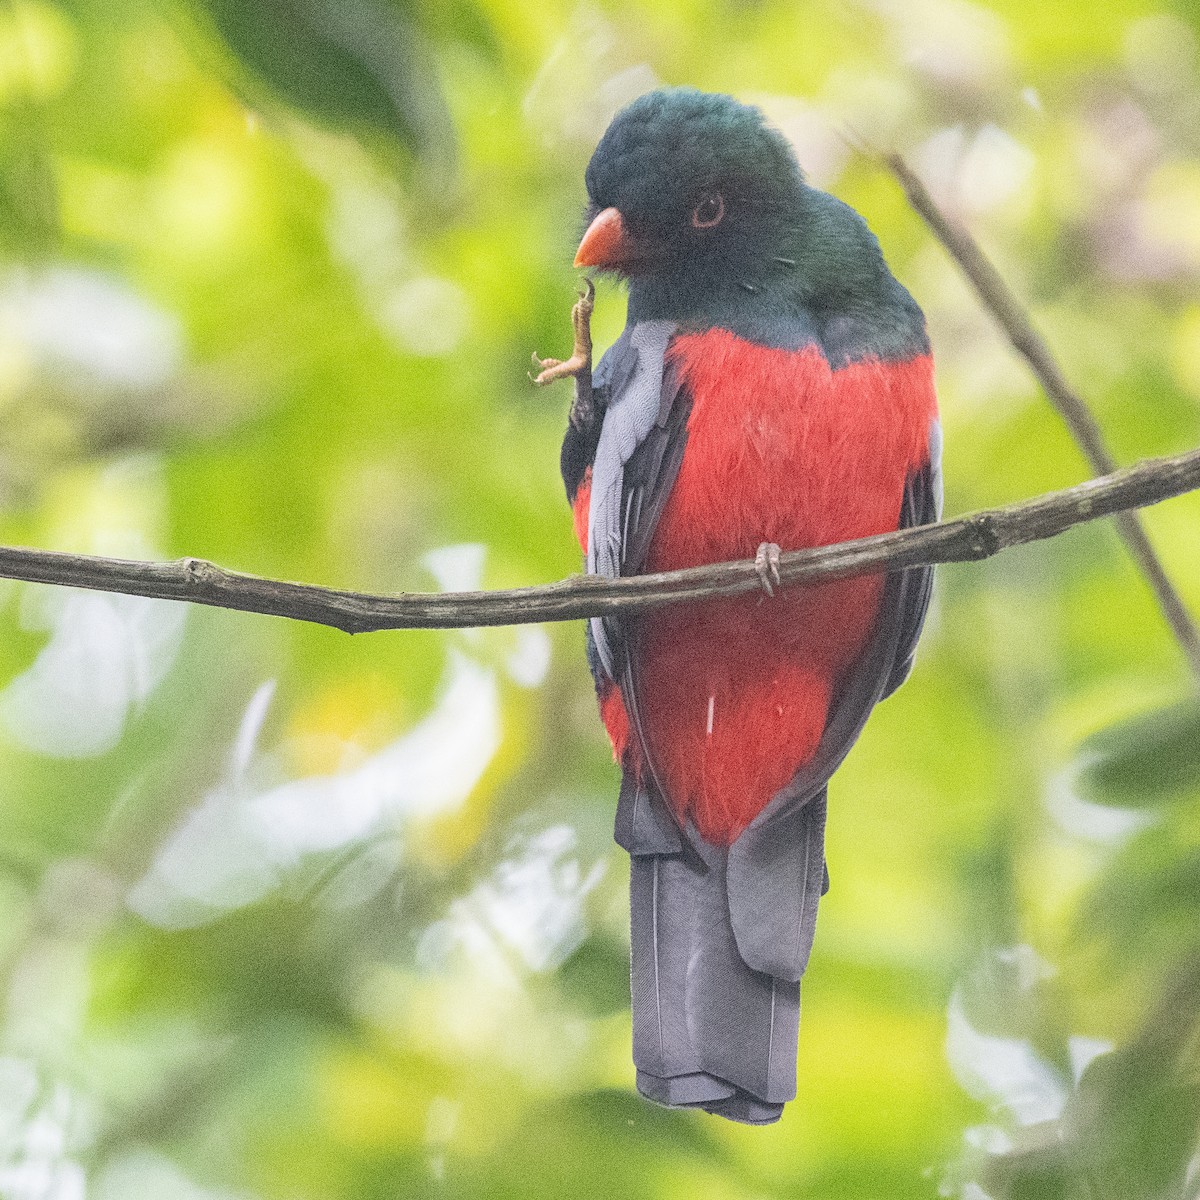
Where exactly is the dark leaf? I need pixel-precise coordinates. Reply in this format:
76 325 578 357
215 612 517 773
1076 699 1200 806
191 0 455 170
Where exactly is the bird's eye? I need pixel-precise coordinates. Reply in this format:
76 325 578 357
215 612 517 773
691 192 725 230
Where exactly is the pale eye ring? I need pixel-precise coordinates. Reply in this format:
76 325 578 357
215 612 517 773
691 192 725 229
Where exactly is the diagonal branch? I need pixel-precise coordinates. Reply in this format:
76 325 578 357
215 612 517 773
0 448 1196 633
883 152 1200 682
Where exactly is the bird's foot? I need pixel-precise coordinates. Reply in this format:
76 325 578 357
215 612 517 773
531 278 595 386
754 542 782 597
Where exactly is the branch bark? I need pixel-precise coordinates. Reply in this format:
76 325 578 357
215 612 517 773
0 448 1196 634
884 152 1200 682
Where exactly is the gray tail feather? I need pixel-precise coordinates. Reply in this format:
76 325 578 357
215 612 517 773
620 774 828 1125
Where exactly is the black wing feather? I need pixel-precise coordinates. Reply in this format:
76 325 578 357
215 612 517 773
618 361 691 575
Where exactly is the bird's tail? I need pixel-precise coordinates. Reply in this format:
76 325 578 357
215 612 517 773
616 771 828 1125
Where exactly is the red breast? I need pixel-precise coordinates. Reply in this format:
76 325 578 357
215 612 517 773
632 330 937 843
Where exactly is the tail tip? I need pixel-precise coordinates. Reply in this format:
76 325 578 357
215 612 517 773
635 1070 785 1125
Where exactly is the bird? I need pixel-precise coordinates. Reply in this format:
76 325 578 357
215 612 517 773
538 88 941 1125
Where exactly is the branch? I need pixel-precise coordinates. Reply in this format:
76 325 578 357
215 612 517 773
883 152 1200 683
0 449 1196 633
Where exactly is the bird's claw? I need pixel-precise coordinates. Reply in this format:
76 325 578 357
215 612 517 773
529 349 564 382
754 542 782 597
531 278 595 388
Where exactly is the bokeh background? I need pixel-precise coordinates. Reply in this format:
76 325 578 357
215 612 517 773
0 0 1198 1197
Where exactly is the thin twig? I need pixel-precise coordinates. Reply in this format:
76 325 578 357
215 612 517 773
884 152 1200 682
0 449 1195 633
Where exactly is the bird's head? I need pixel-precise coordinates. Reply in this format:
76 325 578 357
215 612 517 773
576 88 910 341
577 89 807 314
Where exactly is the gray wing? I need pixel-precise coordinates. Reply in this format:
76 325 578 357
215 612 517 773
586 320 678 678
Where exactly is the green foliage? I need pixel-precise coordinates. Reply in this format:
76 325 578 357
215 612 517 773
0 1 1197 1198
1077 698 1200 805
186 0 456 172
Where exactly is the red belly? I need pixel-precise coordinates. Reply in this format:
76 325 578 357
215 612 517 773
629 331 936 844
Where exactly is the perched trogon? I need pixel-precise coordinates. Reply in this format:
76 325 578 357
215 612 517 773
553 89 942 1125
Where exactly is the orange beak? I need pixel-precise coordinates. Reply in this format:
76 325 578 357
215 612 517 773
574 206 639 269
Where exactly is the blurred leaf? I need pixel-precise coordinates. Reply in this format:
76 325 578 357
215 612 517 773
410 0 498 59
1072 1044 1200 1200
981 973 1200 1200
1079 841 1200 951
555 932 629 1016
0 135 59 256
190 0 456 170
1076 699 1200 806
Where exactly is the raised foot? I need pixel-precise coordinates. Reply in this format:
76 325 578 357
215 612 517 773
531 278 595 386
754 542 782 597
